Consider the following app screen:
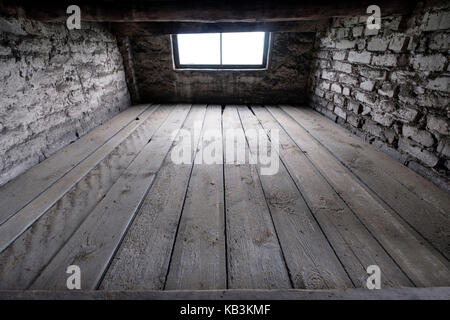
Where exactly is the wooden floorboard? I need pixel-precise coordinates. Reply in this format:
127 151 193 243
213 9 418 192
0 104 151 225
30 105 191 290
238 106 353 289
0 105 172 289
0 104 448 291
165 105 227 290
223 105 291 289
267 106 450 287
1 287 449 300
283 105 450 259
100 105 207 290
250 106 412 288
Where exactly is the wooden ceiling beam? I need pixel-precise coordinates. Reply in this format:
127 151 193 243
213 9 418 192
111 20 329 36
1 0 414 23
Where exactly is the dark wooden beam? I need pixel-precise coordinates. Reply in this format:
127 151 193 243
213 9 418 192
111 20 329 36
2 0 414 22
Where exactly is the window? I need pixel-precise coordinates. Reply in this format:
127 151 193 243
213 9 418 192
172 32 270 70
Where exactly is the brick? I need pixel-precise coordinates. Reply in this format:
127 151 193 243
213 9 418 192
421 10 450 31
360 80 375 92
331 83 342 93
347 113 361 128
428 32 449 51
335 39 356 49
352 26 364 38
321 70 337 81
319 81 331 90
437 138 450 158
332 28 350 39
372 112 394 127
339 73 359 86
426 77 450 93
332 51 346 61
367 38 389 52
363 119 384 138
372 53 397 67
410 54 446 71
402 125 434 147
383 16 402 32
355 91 376 105
388 35 409 52
333 94 345 106
358 67 386 80
365 27 379 36
393 107 419 123
348 51 372 64
334 106 347 120
427 115 449 135
333 61 352 73
377 100 396 113
398 138 439 167
348 100 362 114
314 88 325 98
316 50 329 59
378 83 396 97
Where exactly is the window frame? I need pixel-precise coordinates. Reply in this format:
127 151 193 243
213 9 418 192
171 32 271 71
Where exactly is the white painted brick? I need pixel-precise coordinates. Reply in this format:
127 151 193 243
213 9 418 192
348 51 372 64
333 61 352 73
360 80 375 92
331 83 342 93
427 115 449 135
398 138 439 167
372 54 397 67
355 91 376 105
321 70 337 81
410 54 446 71
334 106 347 119
388 35 409 52
421 10 450 31
335 39 356 49
332 51 347 61
402 125 434 147
426 77 450 93
367 38 390 52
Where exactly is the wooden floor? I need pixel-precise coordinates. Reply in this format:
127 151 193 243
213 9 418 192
0 104 449 292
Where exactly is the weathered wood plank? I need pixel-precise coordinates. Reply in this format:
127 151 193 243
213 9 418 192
112 20 328 35
1 287 449 300
0 104 150 225
0 105 167 254
251 105 412 288
283 106 450 259
237 106 352 289
29 105 192 290
267 106 450 287
223 105 291 289
0 105 174 289
5 0 412 22
282 106 450 259
165 105 227 290
99 105 207 290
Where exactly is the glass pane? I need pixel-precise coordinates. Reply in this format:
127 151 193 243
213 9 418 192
222 32 265 65
177 33 221 65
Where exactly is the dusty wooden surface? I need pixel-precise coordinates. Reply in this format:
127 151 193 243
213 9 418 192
0 105 448 292
0 287 448 300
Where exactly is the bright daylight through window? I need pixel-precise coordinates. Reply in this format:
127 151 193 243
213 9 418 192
173 32 269 69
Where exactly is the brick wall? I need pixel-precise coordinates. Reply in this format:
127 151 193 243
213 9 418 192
126 32 314 104
0 17 131 186
307 3 450 191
